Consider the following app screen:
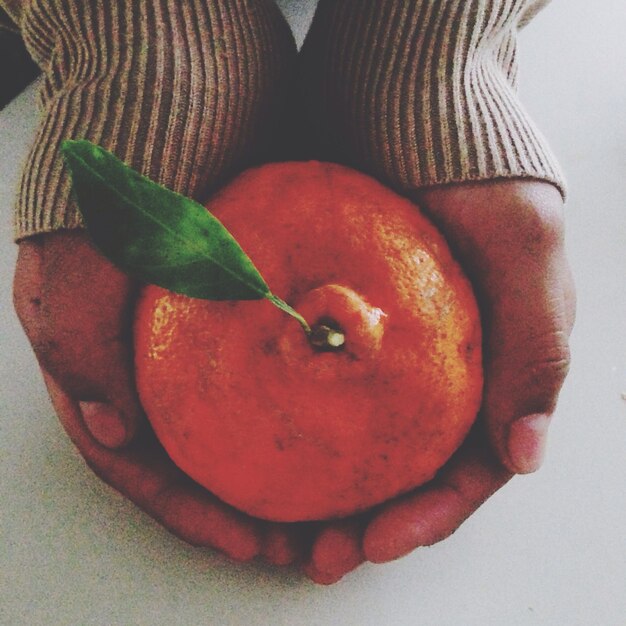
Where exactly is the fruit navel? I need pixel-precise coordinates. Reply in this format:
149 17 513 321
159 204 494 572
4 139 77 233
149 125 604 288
308 321 346 351
297 284 387 355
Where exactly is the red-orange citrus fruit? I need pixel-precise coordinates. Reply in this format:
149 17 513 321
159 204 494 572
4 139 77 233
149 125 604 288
134 162 482 522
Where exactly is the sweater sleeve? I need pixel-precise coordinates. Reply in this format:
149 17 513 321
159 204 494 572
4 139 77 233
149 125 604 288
297 0 565 198
13 0 296 240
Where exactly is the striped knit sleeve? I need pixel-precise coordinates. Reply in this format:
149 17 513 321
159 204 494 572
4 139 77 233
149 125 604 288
14 0 296 239
297 0 565 198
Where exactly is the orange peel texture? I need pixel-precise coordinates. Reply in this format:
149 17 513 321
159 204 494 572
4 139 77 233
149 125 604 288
134 162 483 522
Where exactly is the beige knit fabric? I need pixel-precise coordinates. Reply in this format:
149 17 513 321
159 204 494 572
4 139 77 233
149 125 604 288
5 0 564 240
11 0 297 238
297 0 564 197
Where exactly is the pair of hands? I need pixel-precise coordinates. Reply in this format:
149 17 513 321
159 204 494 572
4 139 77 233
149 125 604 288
13 177 575 584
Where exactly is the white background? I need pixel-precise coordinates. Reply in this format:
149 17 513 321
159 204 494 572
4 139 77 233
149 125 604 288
2 1 625 624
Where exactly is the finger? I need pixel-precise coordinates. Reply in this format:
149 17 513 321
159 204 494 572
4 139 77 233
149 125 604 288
15 232 144 448
260 523 308 566
77 401 131 449
43 370 261 561
364 429 512 563
484 252 574 473
475 199 574 475
41 232 143 447
302 519 365 585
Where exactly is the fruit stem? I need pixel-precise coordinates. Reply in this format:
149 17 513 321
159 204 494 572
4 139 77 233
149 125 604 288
267 293 312 335
266 293 346 350
309 324 346 350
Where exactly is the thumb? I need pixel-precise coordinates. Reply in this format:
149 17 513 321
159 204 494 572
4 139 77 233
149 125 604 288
14 233 144 449
413 180 575 476
480 227 575 475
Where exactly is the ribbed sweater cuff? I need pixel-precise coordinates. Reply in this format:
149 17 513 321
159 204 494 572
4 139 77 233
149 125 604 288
15 0 295 240
298 0 565 198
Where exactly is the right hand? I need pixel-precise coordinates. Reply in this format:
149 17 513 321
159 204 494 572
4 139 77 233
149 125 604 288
302 179 576 584
13 230 305 566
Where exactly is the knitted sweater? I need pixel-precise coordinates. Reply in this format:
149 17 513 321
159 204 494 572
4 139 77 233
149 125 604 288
1 0 564 241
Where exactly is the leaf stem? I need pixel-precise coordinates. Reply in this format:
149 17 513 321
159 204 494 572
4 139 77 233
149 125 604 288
266 293 312 335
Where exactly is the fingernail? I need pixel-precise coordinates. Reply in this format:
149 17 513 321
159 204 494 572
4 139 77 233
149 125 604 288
507 414 551 474
79 401 128 448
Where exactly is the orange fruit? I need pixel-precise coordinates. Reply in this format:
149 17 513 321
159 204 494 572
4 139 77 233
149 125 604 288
134 162 482 522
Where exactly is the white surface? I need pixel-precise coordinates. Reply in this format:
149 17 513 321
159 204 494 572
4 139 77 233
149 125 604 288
2 2 626 625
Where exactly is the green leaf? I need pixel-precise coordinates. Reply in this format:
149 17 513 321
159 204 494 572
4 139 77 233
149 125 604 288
61 139 271 301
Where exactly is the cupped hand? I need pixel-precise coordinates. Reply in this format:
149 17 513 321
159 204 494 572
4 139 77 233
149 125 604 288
13 177 575 584
302 179 576 583
13 230 305 565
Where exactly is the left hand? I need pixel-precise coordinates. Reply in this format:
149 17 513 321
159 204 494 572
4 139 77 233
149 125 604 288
303 179 576 584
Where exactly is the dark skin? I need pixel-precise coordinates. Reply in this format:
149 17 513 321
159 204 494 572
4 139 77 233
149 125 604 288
13 177 575 583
